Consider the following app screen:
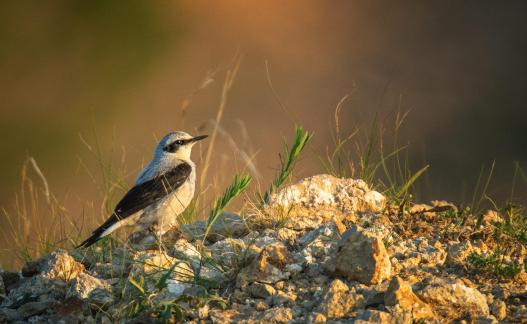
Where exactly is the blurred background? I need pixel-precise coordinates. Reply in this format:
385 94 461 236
1 1 527 267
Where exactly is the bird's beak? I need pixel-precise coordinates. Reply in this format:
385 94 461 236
191 135 208 142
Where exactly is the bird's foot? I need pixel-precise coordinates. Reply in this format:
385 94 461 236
126 226 181 251
127 230 157 250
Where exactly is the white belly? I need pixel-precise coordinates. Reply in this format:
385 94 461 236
138 177 195 234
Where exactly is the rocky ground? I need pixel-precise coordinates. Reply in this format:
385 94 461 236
1 174 527 323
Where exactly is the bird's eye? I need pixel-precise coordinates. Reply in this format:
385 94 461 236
175 140 183 145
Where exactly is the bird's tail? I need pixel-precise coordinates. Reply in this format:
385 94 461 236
76 230 104 249
76 217 122 249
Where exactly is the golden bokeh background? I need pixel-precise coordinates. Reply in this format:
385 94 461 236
1 1 526 267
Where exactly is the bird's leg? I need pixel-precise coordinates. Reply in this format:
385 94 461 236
148 225 168 252
147 225 160 242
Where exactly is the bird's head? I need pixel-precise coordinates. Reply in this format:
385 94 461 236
155 131 207 161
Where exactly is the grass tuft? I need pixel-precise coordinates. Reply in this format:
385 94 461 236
1 157 71 268
468 250 524 278
322 99 428 205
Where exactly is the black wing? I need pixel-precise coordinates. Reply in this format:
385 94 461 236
77 162 192 248
114 162 192 218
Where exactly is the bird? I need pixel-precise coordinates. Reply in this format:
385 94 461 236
77 131 207 248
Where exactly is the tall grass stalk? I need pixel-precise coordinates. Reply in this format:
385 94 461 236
202 175 252 244
1 157 69 268
199 54 242 189
322 95 428 203
260 126 313 204
469 161 496 214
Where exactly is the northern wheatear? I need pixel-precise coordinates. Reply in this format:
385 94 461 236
78 131 207 248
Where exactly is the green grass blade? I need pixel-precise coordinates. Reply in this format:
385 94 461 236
203 175 252 242
128 277 146 296
155 260 181 290
395 164 429 199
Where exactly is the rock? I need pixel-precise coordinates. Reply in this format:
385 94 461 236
267 175 386 230
276 228 299 245
269 175 385 213
91 262 129 279
131 250 193 280
206 212 249 243
88 287 114 306
261 306 293 323
268 289 297 306
130 251 194 293
198 304 209 319
415 277 489 317
51 296 87 317
131 250 174 274
326 225 391 285
419 242 447 267
334 217 347 235
4 275 67 308
255 300 269 311
180 220 206 241
237 242 292 287
248 282 276 299
490 300 507 320
310 312 327 323
316 279 364 319
363 289 385 308
474 314 499 323
275 281 285 290
167 279 190 299
17 300 54 318
431 200 458 212
171 238 202 270
297 223 340 265
355 309 394 324
22 250 84 281
284 216 325 231
247 235 279 249
285 263 303 275
67 272 113 307
384 276 434 320
297 226 331 246
197 239 246 284
263 242 293 268
0 307 22 322
481 210 502 226
409 203 434 214
67 273 110 299
199 266 225 284
230 289 249 304
409 201 457 215
0 270 20 292
363 190 386 213
209 309 246 324
209 238 247 268
181 285 207 301
446 240 478 265
236 243 292 287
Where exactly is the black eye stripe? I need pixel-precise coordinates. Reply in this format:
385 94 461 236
163 139 191 152
176 139 192 145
